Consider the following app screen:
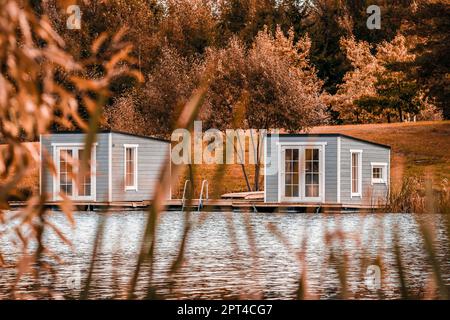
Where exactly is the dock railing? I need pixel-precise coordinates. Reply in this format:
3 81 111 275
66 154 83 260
198 180 209 211
181 179 191 212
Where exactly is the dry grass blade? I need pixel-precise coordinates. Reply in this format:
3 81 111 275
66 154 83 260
80 211 108 300
168 165 195 278
295 238 309 300
127 83 209 299
415 215 448 299
393 224 409 299
44 220 73 249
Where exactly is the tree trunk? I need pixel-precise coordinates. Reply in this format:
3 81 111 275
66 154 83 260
249 129 265 192
241 163 252 192
232 135 252 192
254 163 260 191
253 134 261 191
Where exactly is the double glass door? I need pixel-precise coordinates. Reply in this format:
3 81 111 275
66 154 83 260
281 146 322 202
56 146 94 200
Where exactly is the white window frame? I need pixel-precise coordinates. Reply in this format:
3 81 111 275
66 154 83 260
124 144 139 191
350 149 363 198
302 146 324 202
52 143 97 201
280 147 301 201
371 162 388 184
277 142 326 203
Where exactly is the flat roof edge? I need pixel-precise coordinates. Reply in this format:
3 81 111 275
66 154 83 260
45 130 170 143
266 133 391 149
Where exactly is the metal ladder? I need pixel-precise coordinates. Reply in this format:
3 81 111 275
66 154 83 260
197 180 208 212
181 179 191 212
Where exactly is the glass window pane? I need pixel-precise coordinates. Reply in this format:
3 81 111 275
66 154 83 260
305 149 312 161
60 149 73 196
313 174 319 184
292 185 299 197
129 158 134 176
62 184 73 196
305 185 312 197
313 149 319 160
293 160 298 172
285 185 292 197
286 173 292 184
285 149 292 161
373 167 382 179
83 179 89 195
286 161 293 173
78 149 91 197
125 147 136 187
293 173 299 184
284 149 299 198
351 153 360 193
312 161 319 172
305 162 312 172
312 186 319 197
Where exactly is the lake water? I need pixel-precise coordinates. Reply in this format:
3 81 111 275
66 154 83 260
0 211 449 299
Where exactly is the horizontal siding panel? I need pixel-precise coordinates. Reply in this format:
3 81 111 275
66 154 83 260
111 133 169 202
340 137 390 206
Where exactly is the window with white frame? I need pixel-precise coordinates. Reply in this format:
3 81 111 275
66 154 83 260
53 144 96 200
371 162 387 184
351 150 362 197
124 145 138 190
305 148 320 198
59 149 73 196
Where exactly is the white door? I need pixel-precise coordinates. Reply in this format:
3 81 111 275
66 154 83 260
281 147 301 201
303 147 323 202
280 145 324 203
55 146 95 201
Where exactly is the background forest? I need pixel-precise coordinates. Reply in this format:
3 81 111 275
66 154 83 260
31 0 448 138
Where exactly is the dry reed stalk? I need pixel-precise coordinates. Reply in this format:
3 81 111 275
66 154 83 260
127 84 209 299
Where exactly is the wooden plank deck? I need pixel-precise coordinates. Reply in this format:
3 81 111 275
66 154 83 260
8 199 381 212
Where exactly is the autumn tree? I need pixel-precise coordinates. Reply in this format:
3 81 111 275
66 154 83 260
104 92 147 136
356 35 423 122
204 27 326 190
106 46 201 138
329 34 434 123
402 0 450 119
44 0 162 68
304 0 354 95
304 0 414 108
327 36 380 123
159 0 217 57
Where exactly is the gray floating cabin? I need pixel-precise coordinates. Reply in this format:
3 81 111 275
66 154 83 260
264 134 391 208
40 130 170 204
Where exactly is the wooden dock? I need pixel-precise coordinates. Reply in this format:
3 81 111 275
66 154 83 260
7 199 380 213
